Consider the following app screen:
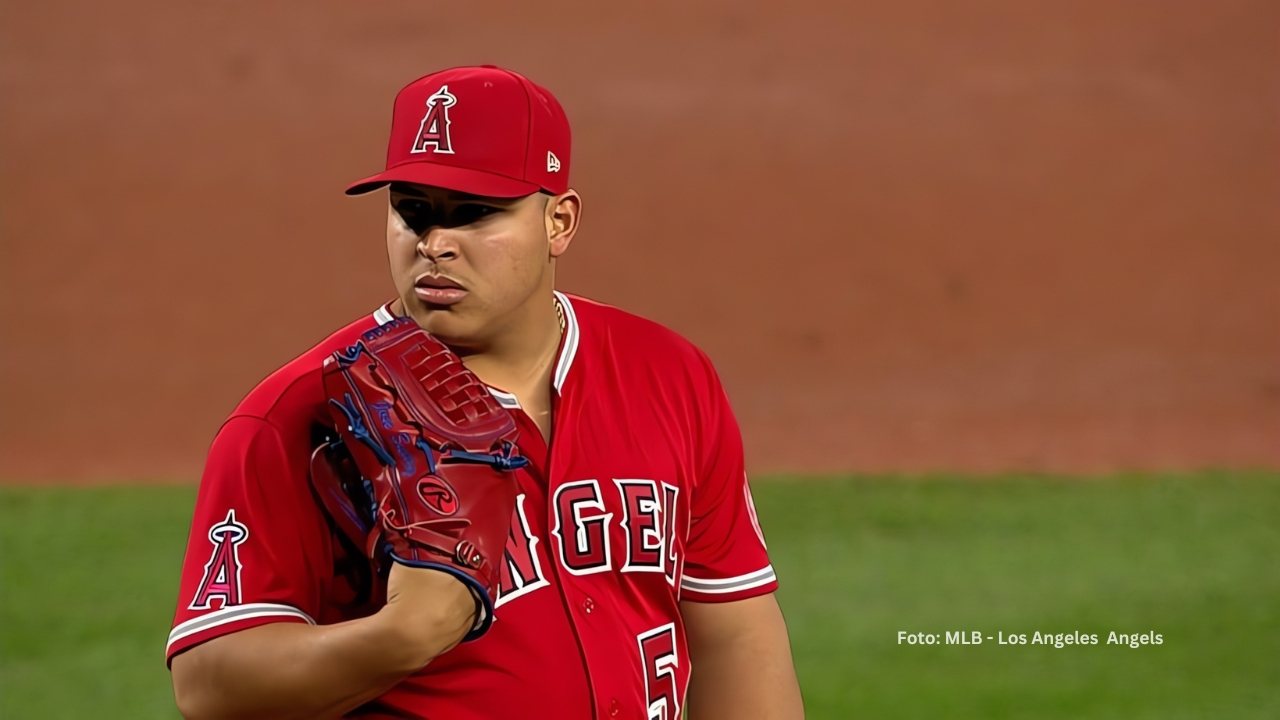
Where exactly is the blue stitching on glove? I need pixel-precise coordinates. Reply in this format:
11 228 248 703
334 341 367 366
447 447 529 471
328 394 395 466
415 438 438 474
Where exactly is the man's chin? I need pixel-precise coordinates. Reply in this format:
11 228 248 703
405 305 480 349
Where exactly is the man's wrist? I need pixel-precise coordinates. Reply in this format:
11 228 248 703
376 568 478 669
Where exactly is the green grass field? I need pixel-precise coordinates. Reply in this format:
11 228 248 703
2 473 1278 718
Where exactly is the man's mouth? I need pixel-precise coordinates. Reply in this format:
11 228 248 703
415 273 466 290
414 273 467 306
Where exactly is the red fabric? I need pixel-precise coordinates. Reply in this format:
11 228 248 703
345 65 570 197
168 294 777 719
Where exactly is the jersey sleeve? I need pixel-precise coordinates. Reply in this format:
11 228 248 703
680 355 778 603
166 415 330 664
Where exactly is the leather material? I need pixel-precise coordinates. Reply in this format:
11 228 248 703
318 317 525 639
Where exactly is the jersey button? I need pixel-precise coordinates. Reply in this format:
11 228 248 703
608 698 620 717
582 597 595 613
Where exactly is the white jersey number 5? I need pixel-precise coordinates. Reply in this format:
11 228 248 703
637 623 680 720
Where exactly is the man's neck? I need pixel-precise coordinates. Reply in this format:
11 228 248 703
458 296 564 396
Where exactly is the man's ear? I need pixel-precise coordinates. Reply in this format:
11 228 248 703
546 190 581 258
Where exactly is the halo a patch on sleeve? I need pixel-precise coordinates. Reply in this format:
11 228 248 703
189 509 250 611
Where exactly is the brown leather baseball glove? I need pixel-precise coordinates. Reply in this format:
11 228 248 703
314 317 525 640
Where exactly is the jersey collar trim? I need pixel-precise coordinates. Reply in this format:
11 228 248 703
373 302 396 326
552 291 580 395
487 388 522 409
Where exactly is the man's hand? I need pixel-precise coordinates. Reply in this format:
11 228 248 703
378 564 480 671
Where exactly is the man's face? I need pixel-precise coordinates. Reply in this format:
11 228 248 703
385 183 559 348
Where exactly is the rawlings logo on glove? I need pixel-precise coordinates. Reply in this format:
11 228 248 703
311 317 526 640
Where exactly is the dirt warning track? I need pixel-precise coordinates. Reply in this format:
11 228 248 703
2 1 1277 481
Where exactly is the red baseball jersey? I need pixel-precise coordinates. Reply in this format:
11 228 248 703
168 292 778 719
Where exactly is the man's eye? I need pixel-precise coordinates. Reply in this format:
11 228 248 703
453 204 499 225
394 200 498 232
395 201 436 232
396 200 430 218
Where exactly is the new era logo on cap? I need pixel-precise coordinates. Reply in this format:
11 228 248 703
346 65 572 198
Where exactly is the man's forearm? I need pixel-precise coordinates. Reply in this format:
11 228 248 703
172 571 475 720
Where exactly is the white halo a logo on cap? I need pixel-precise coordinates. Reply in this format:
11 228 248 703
547 151 561 173
410 85 457 155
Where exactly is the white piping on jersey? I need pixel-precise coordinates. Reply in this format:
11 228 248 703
551 291 580 394
680 565 777 595
487 388 521 409
373 303 396 326
367 293 581 401
166 603 315 654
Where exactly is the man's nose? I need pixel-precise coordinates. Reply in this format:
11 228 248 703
417 228 460 262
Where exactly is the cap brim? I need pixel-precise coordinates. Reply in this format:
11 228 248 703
345 162 541 198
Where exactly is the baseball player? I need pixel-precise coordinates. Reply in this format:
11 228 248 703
167 64 804 719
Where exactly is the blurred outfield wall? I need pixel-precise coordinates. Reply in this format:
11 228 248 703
2 0 1277 481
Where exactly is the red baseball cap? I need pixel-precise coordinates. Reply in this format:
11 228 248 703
346 65 571 198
